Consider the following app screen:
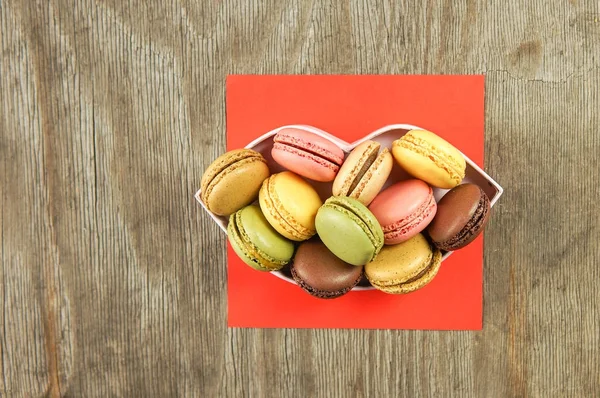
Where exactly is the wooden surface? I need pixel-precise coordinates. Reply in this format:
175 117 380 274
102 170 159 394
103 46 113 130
1 0 599 396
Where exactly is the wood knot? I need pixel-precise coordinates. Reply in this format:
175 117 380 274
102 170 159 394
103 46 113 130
509 40 543 78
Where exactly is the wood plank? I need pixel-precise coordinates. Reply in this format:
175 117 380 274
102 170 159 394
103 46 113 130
1 0 599 396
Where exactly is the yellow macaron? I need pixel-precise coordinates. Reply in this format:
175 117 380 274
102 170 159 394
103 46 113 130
392 130 466 189
259 171 323 241
365 233 442 294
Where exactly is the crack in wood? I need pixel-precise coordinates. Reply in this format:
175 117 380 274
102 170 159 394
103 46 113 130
485 66 600 84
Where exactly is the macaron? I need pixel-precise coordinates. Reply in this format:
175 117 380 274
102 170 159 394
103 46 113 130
392 130 466 189
428 183 491 251
259 171 322 241
201 149 270 216
332 140 393 206
369 179 437 245
271 128 345 182
365 233 442 294
315 196 384 266
291 240 364 299
227 205 295 272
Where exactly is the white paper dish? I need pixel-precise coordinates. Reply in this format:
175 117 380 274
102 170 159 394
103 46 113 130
195 124 504 291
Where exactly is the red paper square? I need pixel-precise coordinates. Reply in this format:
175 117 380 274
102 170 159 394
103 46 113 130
225 75 485 330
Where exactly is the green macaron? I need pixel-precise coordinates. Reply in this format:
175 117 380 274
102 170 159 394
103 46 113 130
315 196 384 266
227 205 295 271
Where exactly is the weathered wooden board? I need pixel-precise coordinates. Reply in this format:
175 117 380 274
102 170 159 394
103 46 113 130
1 0 598 396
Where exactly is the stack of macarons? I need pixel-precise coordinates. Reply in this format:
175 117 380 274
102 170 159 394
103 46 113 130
199 127 492 299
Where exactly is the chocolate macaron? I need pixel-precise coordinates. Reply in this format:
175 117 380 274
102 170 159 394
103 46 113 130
291 240 364 299
427 183 491 251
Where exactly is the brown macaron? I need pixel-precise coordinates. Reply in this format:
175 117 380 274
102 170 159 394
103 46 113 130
427 183 491 251
290 240 364 299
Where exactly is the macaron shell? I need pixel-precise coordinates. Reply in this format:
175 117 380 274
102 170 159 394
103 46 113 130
327 197 384 251
227 206 294 272
228 221 270 271
239 205 295 262
370 249 442 294
315 206 378 266
272 128 344 182
333 141 378 196
369 179 437 245
290 240 364 299
392 130 466 189
428 183 491 250
382 194 436 245
259 171 322 241
315 197 384 266
352 148 393 205
202 156 270 216
365 234 442 294
200 149 262 192
272 145 338 182
332 141 393 206
274 128 345 164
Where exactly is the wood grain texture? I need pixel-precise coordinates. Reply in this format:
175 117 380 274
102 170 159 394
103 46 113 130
1 0 599 396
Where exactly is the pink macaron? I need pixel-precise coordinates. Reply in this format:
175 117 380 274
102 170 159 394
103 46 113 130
271 128 345 182
368 179 437 245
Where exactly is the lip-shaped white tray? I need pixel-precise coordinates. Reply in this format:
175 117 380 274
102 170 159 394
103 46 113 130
195 124 504 291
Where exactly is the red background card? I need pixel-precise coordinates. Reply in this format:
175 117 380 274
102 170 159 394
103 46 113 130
225 75 485 330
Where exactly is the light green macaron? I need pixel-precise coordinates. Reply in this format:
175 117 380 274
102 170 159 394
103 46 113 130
315 196 384 266
227 205 295 271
